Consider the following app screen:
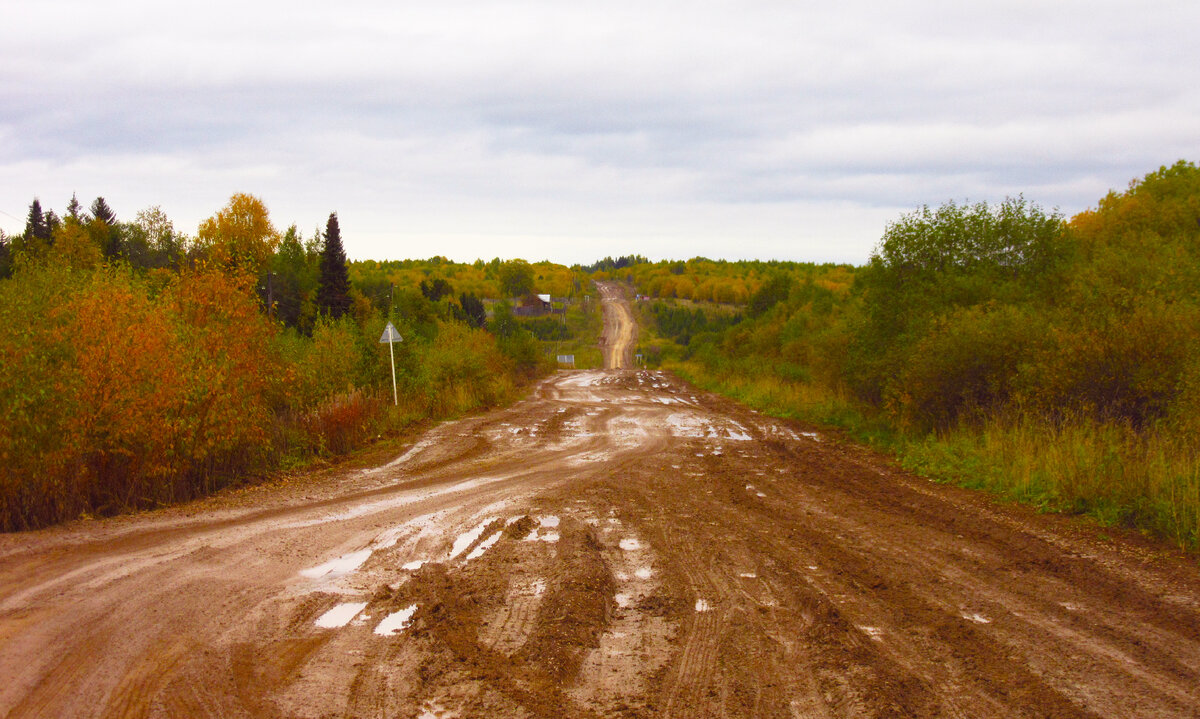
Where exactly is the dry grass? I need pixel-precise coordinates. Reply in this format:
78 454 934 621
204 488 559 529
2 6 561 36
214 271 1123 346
674 360 1200 552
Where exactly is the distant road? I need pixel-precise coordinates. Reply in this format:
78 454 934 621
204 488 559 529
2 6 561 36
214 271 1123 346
596 281 636 369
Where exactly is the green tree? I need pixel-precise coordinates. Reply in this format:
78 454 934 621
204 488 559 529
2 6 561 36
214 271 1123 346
848 196 1068 405
66 193 83 222
498 259 535 298
89 197 122 260
316 212 351 319
459 292 487 328
131 206 186 270
420 277 453 302
270 225 319 330
23 198 51 245
90 197 116 225
747 272 792 317
0 230 11 279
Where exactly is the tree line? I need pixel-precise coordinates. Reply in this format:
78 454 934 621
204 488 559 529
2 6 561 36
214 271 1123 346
0 192 551 531
641 161 1200 550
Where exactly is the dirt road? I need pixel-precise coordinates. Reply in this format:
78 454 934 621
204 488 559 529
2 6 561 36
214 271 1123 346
2 292 1200 718
597 282 636 369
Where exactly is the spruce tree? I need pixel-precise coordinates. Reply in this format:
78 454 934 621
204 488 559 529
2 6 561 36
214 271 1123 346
90 197 116 225
24 198 50 242
66 193 82 221
44 210 61 238
90 197 122 259
0 231 11 279
316 212 351 319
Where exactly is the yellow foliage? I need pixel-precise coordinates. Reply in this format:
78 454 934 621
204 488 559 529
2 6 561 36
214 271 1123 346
195 193 280 273
48 221 103 270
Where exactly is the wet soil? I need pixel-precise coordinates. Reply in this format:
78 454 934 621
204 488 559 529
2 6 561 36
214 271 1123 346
1 291 1199 717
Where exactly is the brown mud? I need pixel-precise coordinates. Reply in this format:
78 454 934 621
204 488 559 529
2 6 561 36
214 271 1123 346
1 288 1199 717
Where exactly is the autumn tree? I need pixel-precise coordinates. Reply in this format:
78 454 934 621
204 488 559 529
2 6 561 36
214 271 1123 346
316 212 351 319
48 220 103 270
195 193 280 273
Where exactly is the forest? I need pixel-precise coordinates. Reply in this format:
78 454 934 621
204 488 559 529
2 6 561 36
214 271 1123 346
634 161 1200 551
0 194 569 530
3 161 1198 549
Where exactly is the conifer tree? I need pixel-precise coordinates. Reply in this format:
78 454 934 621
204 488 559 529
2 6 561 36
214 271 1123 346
0 230 11 279
89 197 122 259
66 193 83 221
44 210 61 238
90 197 116 225
23 198 50 243
316 212 351 318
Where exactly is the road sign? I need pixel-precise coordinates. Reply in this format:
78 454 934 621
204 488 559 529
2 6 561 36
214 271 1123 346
379 322 402 406
379 322 403 344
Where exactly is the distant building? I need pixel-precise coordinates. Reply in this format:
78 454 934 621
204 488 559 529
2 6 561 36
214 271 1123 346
514 293 555 317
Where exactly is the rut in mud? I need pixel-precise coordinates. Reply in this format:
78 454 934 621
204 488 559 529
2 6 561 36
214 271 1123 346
1 288 1199 718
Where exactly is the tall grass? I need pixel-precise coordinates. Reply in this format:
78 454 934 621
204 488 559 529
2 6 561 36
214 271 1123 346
671 360 894 445
903 413 1200 550
673 359 1200 552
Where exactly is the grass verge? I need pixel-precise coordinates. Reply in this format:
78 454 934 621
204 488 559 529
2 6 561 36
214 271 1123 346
672 360 1199 553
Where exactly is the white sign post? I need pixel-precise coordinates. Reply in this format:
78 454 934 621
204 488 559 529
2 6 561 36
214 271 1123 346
379 321 403 406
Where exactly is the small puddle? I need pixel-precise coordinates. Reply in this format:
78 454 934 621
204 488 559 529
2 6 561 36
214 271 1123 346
695 599 712 612
860 625 883 640
375 604 419 636
466 531 503 561
300 549 373 579
449 518 498 560
619 538 642 551
314 602 368 629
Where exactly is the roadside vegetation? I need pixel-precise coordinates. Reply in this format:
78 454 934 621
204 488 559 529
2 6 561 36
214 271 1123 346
635 161 1200 551
5 161 1198 548
0 194 562 531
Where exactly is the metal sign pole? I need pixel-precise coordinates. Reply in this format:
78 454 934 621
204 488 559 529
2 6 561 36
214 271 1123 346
379 321 402 407
388 335 398 406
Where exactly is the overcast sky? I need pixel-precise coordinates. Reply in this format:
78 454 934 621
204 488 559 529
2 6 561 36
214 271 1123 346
2 1 1197 265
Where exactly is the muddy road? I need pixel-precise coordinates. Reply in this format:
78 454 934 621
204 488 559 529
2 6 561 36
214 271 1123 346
2 292 1200 718
597 281 636 370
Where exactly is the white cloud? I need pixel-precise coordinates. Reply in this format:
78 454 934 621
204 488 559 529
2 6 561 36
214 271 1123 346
2 1 1199 262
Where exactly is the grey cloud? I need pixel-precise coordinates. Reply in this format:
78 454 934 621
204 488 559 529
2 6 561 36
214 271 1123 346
2 1 1199 261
